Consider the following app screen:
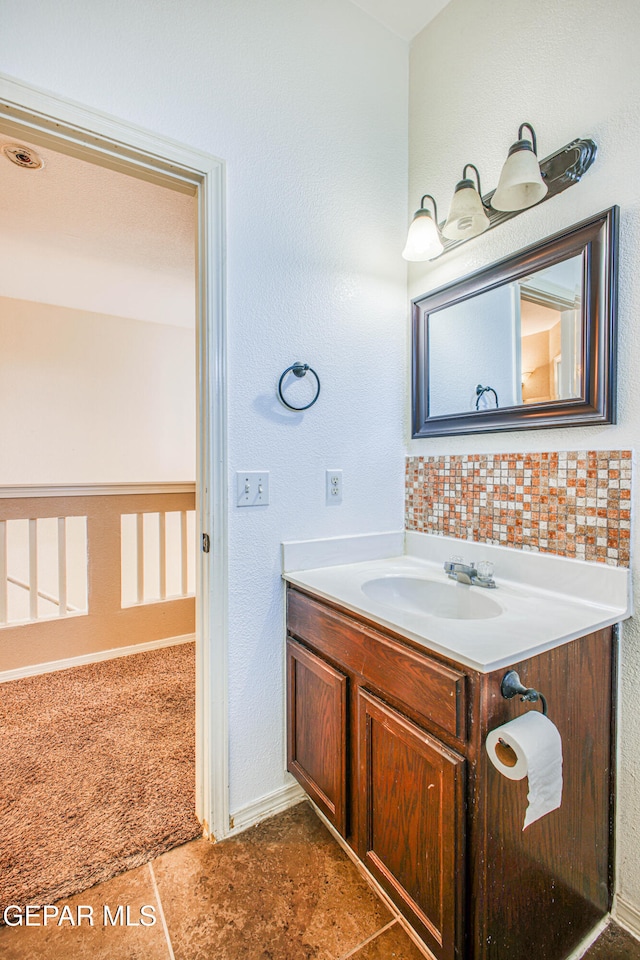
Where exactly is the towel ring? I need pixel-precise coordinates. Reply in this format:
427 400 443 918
475 383 499 410
277 362 321 411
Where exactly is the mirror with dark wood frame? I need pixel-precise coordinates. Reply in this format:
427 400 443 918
411 207 618 438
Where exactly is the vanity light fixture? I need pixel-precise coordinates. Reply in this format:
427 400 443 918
403 126 596 261
491 122 548 212
401 194 444 261
443 164 490 240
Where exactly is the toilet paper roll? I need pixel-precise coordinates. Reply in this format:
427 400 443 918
486 710 563 830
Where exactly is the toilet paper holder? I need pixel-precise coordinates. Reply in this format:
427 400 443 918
501 670 548 716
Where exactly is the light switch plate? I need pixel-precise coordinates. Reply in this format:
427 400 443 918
237 471 270 506
326 469 343 505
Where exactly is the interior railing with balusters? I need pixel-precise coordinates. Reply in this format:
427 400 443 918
0 483 196 673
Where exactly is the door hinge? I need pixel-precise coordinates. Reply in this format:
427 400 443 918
202 533 210 553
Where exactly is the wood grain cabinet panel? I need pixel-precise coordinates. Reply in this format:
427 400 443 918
287 588 466 740
286 637 348 833
285 585 616 960
358 689 465 960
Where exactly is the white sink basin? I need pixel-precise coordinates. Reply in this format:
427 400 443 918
283 536 631 671
361 575 502 620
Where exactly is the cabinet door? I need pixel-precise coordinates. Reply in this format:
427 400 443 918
286 637 348 834
358 689 465 960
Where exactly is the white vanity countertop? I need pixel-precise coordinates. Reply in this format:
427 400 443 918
282 532 631 673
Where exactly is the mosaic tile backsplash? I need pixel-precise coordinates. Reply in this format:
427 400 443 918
405 451 632 567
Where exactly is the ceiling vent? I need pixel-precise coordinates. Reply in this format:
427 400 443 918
2 143 44 170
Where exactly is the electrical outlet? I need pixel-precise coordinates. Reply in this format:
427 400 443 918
326 469 343 505
236 471 270 506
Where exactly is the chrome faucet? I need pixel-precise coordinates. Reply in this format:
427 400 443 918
444 556 496 589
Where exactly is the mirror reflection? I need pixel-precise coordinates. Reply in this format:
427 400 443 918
427 255 583 417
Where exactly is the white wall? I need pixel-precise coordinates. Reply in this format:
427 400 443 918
408 0 640 919
0 232 196 329
0 298 195 483
427 284 517 415
0 143 196 328
0 1 409 814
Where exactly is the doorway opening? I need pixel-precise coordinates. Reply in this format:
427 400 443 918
0 74 228 906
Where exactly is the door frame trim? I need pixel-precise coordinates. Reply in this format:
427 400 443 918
0 72 229 839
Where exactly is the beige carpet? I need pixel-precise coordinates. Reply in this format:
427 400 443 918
0 643 201 914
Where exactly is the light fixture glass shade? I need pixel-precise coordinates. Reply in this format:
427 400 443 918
492 143 547 212
442 180 490 240
402 209 443 261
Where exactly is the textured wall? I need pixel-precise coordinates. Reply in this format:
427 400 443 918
0 1 409 813
408 0 640 915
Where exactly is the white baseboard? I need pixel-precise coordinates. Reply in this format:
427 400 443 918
614 894 640 941
0 633 195 683
562 917 610 959
227 781 306 837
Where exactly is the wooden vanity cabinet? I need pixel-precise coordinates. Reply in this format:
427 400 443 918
286 637 348 833
358 689 465 960
286 585 616 960
287 586 467 960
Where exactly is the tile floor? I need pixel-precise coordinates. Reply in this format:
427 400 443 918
581 921 640 960
0 802 424 960
0 800 638 960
